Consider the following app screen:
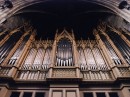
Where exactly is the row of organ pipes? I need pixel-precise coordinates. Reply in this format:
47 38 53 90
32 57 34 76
7 35 30 66
106 30 130 65
99 34 122 65
21 43 52 70
0 31 23 64
77 40 109 70
0 25 130 80
56 38 73 67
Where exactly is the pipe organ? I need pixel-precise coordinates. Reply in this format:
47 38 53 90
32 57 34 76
0 26 130 97
0 27 129 78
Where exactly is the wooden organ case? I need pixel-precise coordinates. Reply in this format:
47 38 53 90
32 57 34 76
0 24 130 97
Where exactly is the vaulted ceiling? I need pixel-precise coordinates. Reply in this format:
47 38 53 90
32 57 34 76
0 0 130 40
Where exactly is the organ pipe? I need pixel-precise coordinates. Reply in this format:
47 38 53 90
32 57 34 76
84 47 96 69
0 27 22 46
100 34 122 65
56 38 73 67
92 46 108 69
0 32 22 65
78 47 87 70
23 48 37 67
107 31 130 65
7 33 35 77
7 35 30 66
42 47 51 69
33 48 45 65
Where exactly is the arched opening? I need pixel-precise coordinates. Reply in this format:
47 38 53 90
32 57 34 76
1 0 127 40
56 38 73 67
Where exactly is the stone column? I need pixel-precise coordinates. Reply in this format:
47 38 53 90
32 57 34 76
48 40 57 78
72 39 80 78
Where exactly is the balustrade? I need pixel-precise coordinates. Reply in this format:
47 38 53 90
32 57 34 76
0 67 11 76
118 67 130 77
52 68 76 78
81 70 113 80
16 70 47 80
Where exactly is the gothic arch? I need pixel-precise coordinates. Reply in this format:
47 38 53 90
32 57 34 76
0 0 130 23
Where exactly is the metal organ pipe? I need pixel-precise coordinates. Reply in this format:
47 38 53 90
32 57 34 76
84 47 96 70
33 48 45 69
22 48 36 69
78 47 87 70
0 44 12 64
56 39 73 67
92 46 108 69
100 34 122 65
107 32 130 65
0 32 22 65
7 35 30 66
42 47 51 70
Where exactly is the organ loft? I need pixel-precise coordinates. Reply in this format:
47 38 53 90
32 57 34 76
0 0 130 97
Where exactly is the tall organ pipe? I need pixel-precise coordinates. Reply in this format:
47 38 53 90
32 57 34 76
100 34 122 65
7 35 30 66
33 48 45 65
84 47 96 69
42 47 51 69
22 48 37 68
56 38 73 66
0 32 22 65
107 31 130 65
92 46 108 69
78 47 87 70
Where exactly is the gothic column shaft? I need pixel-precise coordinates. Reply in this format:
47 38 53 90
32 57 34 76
48 40 57 78
72 39 80 78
